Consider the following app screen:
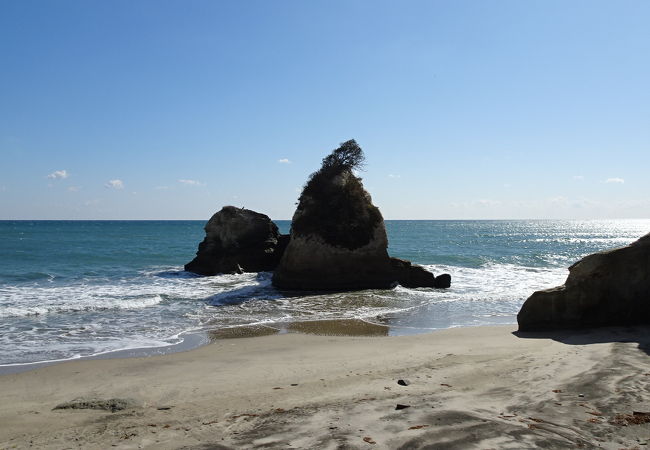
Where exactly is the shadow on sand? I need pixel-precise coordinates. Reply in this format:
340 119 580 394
513 325 650 356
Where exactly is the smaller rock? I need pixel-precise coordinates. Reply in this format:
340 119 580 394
395 404 411 410
185 206 287 276
397 379 410 386
517 232 650 331
390 258 437 288
433 274 451 288
53 397 135 413
407 265 435 287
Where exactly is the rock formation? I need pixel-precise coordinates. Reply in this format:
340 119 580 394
184 206 289 275
272 139 450 290
272 141 394 290
184 140 451 291
390 257 452 288
517 232 650 331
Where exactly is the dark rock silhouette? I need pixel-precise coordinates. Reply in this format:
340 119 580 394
272 139 450 290
433 273 452 289
184 206 289 275
517 232 650 331
391 258 452 289
390 258 434 288
272 140 395 290
185 140 451 291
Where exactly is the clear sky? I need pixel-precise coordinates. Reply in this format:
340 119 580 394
1 0 648 220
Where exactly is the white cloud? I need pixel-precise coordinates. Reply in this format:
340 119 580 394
105 179 124 189
178 179 204 186
573 175 584 181
618 199 650 208
67 186 80 192
476 199 501 207
570 198 598 209
388 174 401 179
278 158 291 164
605 177 625 184
548 196 569 207
451 199 502 208
47 170 68 179
154 185 169 190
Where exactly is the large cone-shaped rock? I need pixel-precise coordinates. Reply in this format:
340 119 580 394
517 232 650 331
272 140 397 290
185 206 289 275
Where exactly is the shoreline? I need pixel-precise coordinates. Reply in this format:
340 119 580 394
2 324 650 448
0 317 478 376
0 330 212 376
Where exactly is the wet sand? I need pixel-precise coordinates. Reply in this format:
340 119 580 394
1 325 650 449
207 318 390 340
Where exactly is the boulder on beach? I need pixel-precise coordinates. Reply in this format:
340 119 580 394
184 206 289 276
517 232 650 331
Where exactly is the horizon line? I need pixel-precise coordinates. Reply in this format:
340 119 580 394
2 218 650 222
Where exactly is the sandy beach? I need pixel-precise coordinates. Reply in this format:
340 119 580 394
2 324 650 449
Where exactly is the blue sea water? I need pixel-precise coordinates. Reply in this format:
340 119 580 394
1 219 648 366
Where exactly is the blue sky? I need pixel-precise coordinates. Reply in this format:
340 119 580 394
1 0 648 219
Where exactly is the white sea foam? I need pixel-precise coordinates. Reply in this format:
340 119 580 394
0 267 267 318
0 289 165 318
425 262 568 302
0 262 570 365
3 219 646 366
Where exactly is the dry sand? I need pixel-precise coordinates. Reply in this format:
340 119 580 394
1 324 650 449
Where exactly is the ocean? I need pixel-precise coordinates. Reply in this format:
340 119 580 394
1 219 648 367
